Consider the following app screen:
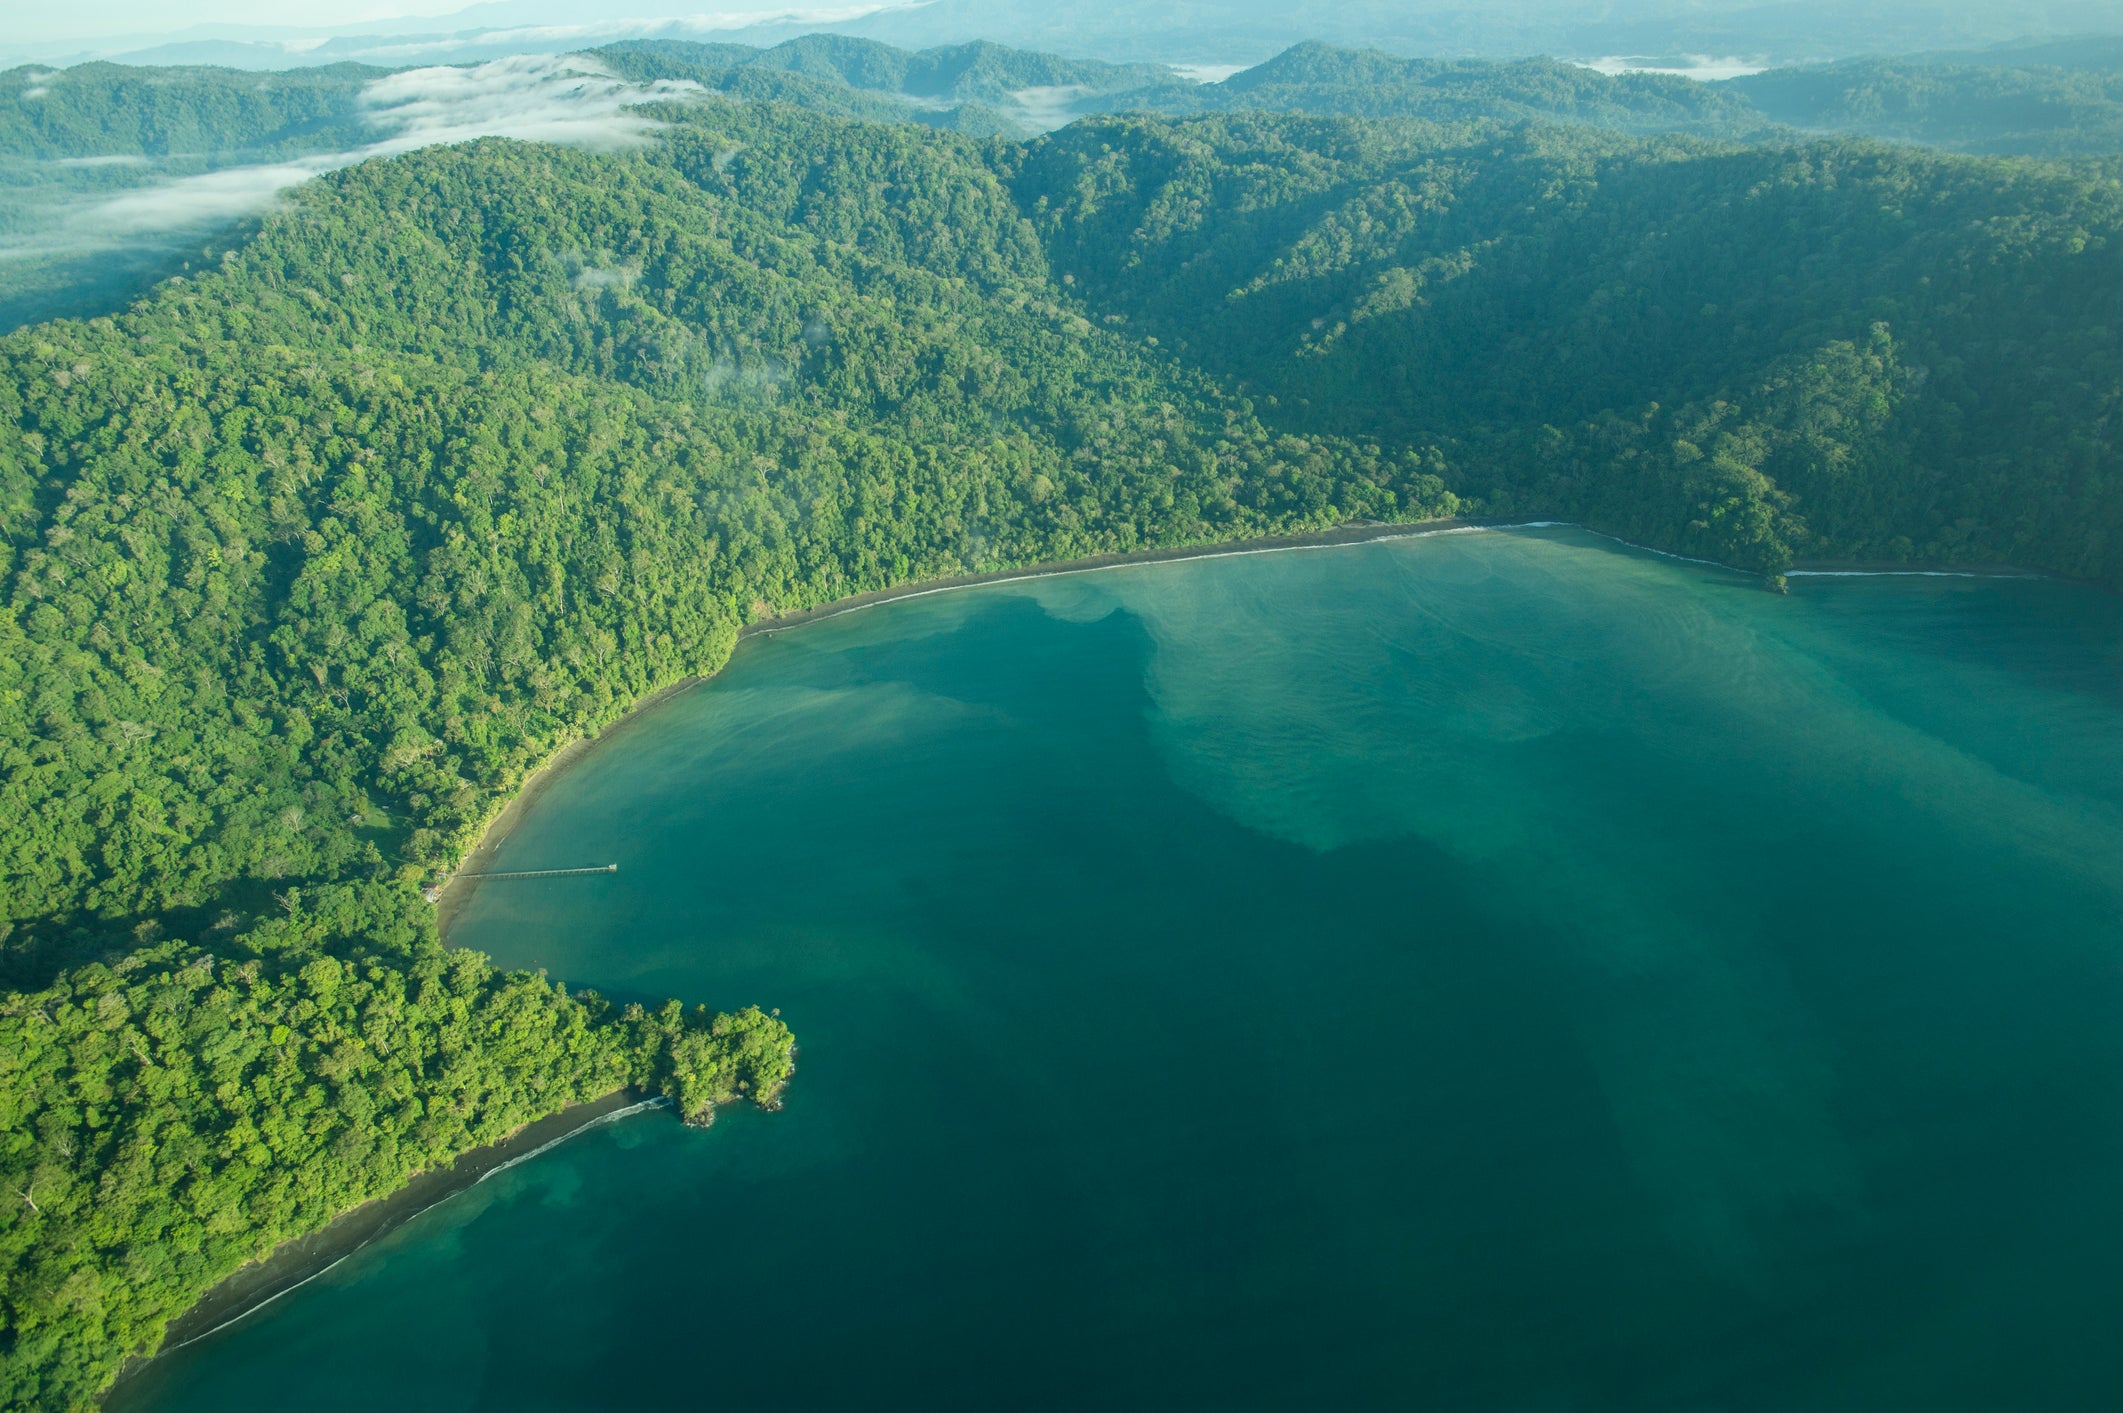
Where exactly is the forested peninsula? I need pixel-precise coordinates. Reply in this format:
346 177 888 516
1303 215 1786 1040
4 44 2123 1409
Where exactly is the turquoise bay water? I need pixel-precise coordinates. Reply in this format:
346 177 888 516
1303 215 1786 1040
127 528 2123 1411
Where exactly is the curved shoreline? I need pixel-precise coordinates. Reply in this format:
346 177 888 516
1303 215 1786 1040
432 513 2057 937
434 672 703 937
433 514 1505 934
115 514 2055 1400
108 1090 669 1403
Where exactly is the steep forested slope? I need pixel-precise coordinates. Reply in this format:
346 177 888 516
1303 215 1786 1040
1010 113 2123 577
604 36 2123 157
597 37 1778 139
14 39 2123 333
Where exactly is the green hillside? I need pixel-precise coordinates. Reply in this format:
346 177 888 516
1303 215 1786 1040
1011 112 2123 577
1733 56 2123 156
1194 42 1769 136
0 62 380 160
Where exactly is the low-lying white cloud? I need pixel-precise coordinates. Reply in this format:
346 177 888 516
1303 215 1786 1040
1170 63 1247 85
1005 85 1090 134
569 262 637 291
360 52 700 153
2 54 701 265
1574 55 1769 81
85 159 348 239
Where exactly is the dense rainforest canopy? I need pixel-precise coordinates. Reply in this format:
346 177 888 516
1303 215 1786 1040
14 36 2123 330
1730 46 2123 158
1011 112 2123 576
2 46 2122 1410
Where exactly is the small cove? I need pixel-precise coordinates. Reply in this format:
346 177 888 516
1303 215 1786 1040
121 525 2123 1411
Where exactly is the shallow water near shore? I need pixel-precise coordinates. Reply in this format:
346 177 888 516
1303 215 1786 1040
124 526 2123 1411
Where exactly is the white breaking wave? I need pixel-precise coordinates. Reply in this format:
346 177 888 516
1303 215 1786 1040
1581 533 1744 572
478 1095 672 1184
1785 569 2035 579
158 1094 670 1354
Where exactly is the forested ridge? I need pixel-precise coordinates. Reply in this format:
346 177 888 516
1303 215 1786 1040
0 62 386 161
1011 112 2123 576
3 74 2123 1409
1732 50 2123 157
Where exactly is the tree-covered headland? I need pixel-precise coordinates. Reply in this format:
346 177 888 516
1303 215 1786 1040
2 55 2122 1409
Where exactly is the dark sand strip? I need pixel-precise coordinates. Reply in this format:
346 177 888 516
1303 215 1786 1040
735 516 1494 638
111 1090 666 1395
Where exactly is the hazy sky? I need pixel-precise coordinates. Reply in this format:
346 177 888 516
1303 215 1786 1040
13 1 817 44
16 2 440 41
18 0 2122 61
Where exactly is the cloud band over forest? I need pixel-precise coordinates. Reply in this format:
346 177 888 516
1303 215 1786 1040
3 55 703 263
